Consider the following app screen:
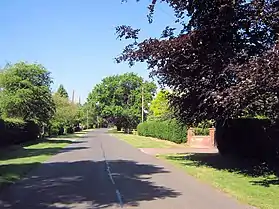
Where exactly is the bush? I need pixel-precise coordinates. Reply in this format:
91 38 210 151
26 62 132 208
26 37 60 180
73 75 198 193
215 118 279 160
65 126 74 134
193 127 209 135
0 118 40 147
49 122 64 136
74 126 81 132
137 119 187 144
24 120 40 140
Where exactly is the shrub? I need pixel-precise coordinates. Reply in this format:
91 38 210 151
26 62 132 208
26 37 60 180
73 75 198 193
49 126 59 136
137 119 187 144
0 118 40 146
49 122 64 136
193 127 209 135
215 118 279 159
65 126 74 134
74 126 81 132
24 120 40 141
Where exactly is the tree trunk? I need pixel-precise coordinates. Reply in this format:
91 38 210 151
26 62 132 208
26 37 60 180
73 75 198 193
124 128 131 134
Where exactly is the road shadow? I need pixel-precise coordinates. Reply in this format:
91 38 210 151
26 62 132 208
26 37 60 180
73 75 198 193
166 153 279 187
0 160 181 209
43 139 85 144
0 144 89 188
108 160 179 206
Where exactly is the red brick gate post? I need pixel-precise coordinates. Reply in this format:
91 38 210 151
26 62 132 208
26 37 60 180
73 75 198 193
209 128 216 147
187 128 194 145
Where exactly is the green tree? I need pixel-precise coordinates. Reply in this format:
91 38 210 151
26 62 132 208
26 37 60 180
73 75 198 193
149 90 172 120
0 62 55 125
49 94 79 135
56 84 69 99
87 72 156 131
77 102 97 129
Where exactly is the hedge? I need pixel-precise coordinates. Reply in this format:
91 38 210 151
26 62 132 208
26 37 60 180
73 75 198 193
0 118 40 147
215 118 279 160
137 119 187 144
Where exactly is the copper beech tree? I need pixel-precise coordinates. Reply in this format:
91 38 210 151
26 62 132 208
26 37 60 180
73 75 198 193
116 0 279 125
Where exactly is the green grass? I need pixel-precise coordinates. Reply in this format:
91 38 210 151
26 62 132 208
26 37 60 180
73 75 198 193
159 153 279 209
0 129 92 188
111 132 185 148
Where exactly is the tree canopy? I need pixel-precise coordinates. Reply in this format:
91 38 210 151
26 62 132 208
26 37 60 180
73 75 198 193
116 0 279 125
87 72 156 129
0 62 55 125
56 84 69 99
149 90 172 120
77 101 98 128
51 94 78 127
0 61 93 139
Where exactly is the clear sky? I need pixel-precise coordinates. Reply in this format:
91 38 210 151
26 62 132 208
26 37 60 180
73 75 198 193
0 0 177 103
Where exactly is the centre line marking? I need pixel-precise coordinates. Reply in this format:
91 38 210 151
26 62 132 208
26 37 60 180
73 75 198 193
100 139 124 208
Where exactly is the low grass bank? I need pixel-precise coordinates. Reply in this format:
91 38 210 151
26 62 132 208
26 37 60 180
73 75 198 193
111 132 186 148
52 129 94 139
0 129 93 188
159 153 279 209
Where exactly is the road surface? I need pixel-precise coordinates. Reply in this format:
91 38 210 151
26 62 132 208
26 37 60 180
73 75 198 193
0 129 253 209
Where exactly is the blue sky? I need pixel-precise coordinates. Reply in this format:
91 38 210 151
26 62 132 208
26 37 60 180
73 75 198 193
0 0 177 103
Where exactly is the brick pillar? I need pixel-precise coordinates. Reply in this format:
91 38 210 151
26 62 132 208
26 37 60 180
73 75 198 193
187 128 194 145
209 128 215 147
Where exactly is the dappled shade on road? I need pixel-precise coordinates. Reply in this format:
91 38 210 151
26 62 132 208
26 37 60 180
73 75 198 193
0 159 181 209
0 138 88 187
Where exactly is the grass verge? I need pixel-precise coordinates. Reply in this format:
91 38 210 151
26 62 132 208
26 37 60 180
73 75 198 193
111 132 186 148
53 129 94 139
159 153 279 209
0 129 93 188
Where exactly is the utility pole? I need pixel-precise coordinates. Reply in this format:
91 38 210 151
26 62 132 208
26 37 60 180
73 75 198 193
96 102 99 128
72 90 75 104
141 85 144 123
86 109 89 129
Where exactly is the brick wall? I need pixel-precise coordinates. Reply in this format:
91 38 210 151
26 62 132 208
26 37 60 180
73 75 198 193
187 128 215 148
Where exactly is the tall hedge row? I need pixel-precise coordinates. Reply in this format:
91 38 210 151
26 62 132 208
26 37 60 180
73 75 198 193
215 118 279 160
137 119 187 143
0 118 40 147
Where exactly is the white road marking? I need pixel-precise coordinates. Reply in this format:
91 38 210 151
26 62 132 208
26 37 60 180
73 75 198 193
107 167 115 185
116 189 124 207
139 148 149 154
100 140 124 208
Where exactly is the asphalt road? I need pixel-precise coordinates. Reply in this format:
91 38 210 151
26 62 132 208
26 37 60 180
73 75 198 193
0 129 254 209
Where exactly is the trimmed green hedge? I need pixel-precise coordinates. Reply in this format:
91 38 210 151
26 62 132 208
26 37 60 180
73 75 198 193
215 118 279 159
137 119 187 144
0 118 40 147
